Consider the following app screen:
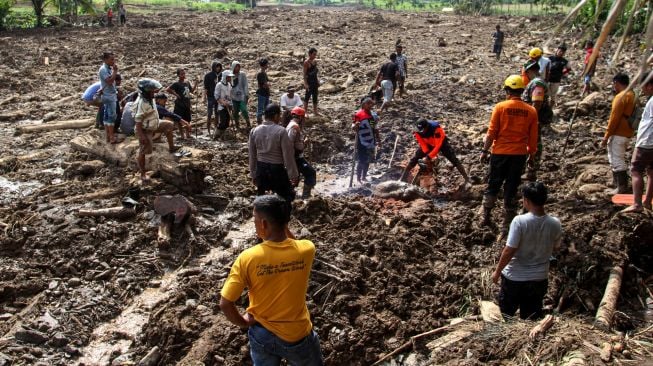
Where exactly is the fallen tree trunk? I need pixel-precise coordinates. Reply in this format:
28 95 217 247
595 265 624 329
77 206 136 219
17 118 94 134
70 130 213 193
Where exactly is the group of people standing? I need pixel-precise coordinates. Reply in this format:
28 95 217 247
85 33 653 364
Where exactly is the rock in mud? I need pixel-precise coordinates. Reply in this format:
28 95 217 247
14 328 48 345
138 346 161 366
0 353 12 366
372 181 429 202
49 332 69 347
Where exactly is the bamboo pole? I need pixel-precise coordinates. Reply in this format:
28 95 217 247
583 0 630 77
594 265 624 329
543 0 590 52
611 0 643 66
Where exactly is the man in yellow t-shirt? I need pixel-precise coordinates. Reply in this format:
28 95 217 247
220 195 323 366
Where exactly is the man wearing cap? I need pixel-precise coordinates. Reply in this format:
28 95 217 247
286 107 316 199
375 53 400 113
256 58 271 125
280 87 304 125
480 75 538 233
400 118 470 189
213 70 233 140
133 79 179 184
249 103 299 204
522 60 550 181
231 60 251 129
352 97 381 184
203 61 222 135
548 45 570 107
154 93 192 139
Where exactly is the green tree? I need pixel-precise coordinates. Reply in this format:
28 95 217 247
31 0 47 27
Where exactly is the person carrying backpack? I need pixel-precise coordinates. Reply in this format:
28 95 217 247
600 73 636 194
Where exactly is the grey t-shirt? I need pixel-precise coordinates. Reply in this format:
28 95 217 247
502 212 562 281
120 102 135 135
98 63 117 98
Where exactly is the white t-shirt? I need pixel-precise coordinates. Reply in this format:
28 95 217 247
280 93 303 110
502 212 562 282
636 97 653 149
214 82 232 111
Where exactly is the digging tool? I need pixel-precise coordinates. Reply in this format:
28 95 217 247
561 99 582 156
388 134 399 169
349 134 359 188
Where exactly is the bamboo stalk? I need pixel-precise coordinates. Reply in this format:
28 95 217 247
584 0 630 77
595 265 624 329
543 0 589 52
611 0 643 66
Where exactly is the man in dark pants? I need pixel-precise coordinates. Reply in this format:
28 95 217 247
491 182 562 319
352 97 380 184
203 61 222 135
248 103 299 205
286 107 316 199
480 75 538 233
492 25 504 60
400 118 470 188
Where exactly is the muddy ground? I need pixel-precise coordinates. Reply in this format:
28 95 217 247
0 5 652 366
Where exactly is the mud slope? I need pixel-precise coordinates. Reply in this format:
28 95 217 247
0 6 652 366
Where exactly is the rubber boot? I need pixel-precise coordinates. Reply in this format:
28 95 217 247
608 170 629 194
301 184 313 199
480 195 497 226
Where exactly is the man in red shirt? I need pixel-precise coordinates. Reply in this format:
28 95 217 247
352 97 380 184
480 75 538 232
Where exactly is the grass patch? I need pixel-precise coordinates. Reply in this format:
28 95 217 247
489 2 570 16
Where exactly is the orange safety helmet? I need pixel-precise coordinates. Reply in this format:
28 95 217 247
291 106 306 117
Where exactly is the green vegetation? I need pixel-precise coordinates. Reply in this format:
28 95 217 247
0 0 13 29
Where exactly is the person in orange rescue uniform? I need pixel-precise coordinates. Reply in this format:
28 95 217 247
480 75 539 233
400 118 470 188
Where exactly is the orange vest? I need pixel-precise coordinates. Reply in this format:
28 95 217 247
414 126 446 159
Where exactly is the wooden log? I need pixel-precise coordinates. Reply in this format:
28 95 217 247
17 118 94 134
77 206 136 219
479 300 504 323
0 110 27 121
341 73 355 89
70 130 213 193
595 265 624 329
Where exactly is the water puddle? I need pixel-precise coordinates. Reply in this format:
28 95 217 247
77 216 255 365
0 176 43 204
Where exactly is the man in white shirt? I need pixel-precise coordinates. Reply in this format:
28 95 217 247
623 72 653 213
280 86 304 125
492 182 562 320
